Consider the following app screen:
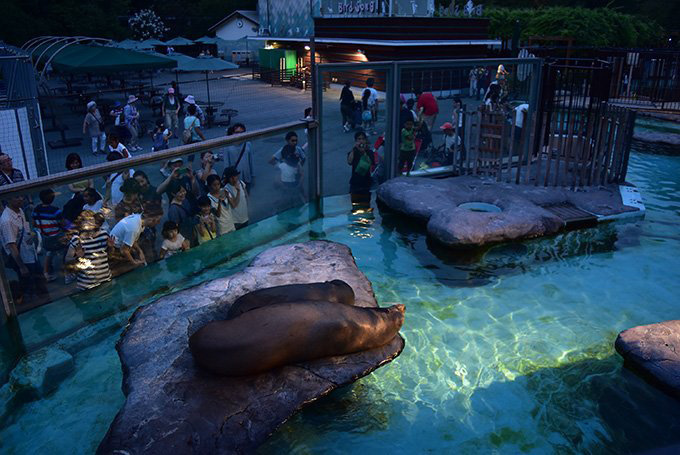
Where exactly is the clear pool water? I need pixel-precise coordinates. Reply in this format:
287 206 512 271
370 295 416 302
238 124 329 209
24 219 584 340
1 145 680 454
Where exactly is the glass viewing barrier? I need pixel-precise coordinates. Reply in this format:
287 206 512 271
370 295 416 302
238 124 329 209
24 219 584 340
0 120 318 364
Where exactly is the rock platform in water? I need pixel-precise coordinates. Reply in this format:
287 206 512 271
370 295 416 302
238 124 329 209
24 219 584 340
615 320 680 399
97 241 405 454
377 175 640 248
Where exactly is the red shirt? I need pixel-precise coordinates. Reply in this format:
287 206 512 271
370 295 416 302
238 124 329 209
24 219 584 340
416 92 439 116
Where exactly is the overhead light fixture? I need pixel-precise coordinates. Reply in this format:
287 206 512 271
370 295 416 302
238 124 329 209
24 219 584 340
304 45 310 50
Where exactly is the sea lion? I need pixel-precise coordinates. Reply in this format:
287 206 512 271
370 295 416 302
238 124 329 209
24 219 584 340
226 280 355 319
190 301 405 376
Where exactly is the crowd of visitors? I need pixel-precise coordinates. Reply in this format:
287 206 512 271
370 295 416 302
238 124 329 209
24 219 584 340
0 112 274 302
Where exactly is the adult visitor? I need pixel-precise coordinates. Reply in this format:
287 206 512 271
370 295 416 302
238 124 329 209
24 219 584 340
415 89 439 132
104 151 134 206
183 104 206 145
158 157 200 214
0 152 24 186
223 167 249 229
82 101 106 155
365 78 379 124
167 186 195 245
196 151 219 191
110 202 163 273
206 174 236 236
63 153 92 225
225 123 253 187
468 67 479 98
340 80 355 132
0 195 48 298
133 171 162 204
269 131 306 167
162 87 181 139
346 131 375 205
123 95 142 152
184 95 205 123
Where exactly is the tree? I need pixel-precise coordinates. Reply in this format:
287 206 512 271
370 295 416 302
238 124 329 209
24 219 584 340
128 8 169 40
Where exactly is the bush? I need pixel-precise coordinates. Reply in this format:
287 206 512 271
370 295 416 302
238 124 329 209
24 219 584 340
486 7 664 48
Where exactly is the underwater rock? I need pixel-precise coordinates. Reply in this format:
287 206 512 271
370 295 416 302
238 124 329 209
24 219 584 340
9 346 73 399
615 320 680 399
97 241 405 454
377 176 638 247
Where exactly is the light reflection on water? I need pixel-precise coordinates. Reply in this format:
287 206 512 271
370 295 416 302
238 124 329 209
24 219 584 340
260 148 680 454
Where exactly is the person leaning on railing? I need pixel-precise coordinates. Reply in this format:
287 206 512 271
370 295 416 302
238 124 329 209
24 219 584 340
108 201 163 275
0 152 25 186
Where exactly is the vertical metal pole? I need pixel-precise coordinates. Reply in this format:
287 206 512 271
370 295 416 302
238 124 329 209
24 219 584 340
310 36 323 217
388 61 401 180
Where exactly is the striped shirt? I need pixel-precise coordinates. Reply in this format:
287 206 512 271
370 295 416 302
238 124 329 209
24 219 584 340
68 230 112 290
32 204 63 237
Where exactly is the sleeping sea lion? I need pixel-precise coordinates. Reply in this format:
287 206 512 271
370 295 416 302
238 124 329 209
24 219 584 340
226 280 355 319
190 301 405 376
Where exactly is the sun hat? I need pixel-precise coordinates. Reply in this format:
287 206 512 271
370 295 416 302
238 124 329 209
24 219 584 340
440 122 454 130
169 157 184 164
86 101 96 110
167 87 174 94
128 95 138 103
184 95 196 104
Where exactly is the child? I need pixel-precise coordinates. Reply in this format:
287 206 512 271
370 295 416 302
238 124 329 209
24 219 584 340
82 187 104 213
108 133 132 159
399 119 416 176
160 221 189 258
151 119 171 152
65 210 111 290
194 196 217 245
32 188 65 281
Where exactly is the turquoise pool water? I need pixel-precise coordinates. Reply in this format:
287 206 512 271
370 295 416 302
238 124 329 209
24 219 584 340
1 145 680 454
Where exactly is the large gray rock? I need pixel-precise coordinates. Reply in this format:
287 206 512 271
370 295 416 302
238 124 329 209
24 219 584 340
615 320 680 399
633 130 680 146
98 241 404 454
377 176 637 247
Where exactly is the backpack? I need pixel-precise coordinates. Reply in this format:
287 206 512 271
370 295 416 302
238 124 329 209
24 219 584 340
183 117 197 144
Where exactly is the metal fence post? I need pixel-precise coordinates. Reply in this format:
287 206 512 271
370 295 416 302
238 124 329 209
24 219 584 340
310 36 323 216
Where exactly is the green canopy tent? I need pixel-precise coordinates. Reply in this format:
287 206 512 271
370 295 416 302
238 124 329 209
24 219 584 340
177 57 238 107
115 39 142 50
164 37 195 46
195 36 220 44
44 45 177 74
141 38 165 47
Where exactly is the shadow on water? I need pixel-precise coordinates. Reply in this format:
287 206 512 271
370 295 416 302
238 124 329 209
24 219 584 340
258 344 680 454
466 352 680 454
376 203 645 290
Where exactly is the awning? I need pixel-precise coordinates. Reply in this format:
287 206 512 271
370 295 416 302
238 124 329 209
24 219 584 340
176 56 238 72
33 44 177 74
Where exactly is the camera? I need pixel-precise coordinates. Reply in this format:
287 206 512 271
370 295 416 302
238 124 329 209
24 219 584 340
212 153 224 162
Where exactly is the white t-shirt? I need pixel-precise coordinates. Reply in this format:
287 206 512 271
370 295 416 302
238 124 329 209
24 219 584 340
444 134 460 151
108 143 132 159
107 170 134 206
226 181 248 224
366 87 378 107
515 104 529 128
0 207 38 264
278 162 298 183
111 214 143 248
83 200 103 212
207 193 235 235
161 233 185 257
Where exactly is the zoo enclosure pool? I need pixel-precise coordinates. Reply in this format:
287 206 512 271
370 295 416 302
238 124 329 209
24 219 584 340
1 137 679 453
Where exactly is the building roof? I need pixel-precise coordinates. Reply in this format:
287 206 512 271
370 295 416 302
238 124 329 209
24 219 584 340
209 10 259 32
248 37 502 47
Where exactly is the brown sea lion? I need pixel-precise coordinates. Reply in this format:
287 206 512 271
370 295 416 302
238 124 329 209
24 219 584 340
226 280 355 319
190 301 405 376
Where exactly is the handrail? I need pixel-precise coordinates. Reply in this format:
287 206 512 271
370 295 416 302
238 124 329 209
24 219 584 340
0 119 316 197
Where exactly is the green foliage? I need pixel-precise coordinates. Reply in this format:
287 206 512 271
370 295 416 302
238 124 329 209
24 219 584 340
485 6 665 47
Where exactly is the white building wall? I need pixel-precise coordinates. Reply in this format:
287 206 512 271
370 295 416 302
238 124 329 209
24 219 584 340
215 18 259 41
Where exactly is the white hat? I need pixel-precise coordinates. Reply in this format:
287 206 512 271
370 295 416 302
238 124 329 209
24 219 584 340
184 95 196 104
86 101 96 110
128 95 138 103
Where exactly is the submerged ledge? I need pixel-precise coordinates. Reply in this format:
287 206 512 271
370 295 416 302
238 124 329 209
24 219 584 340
97 241 404 454
377 175 642 248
